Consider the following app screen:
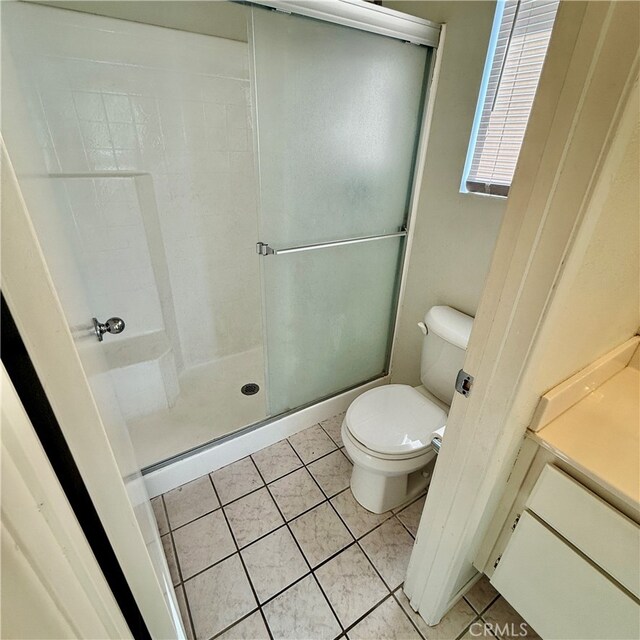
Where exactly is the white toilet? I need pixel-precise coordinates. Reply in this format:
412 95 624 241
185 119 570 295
342 306 474 513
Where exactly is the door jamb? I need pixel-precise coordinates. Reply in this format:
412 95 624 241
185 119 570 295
404 0 640 624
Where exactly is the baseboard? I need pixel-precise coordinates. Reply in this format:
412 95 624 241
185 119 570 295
143 376 390 497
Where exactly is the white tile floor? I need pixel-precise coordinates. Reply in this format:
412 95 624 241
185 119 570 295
153 414 539 640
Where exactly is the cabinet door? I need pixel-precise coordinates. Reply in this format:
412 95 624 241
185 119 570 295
491 511 640 640
527 465 640 598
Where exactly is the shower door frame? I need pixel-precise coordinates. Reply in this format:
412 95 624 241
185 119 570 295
142 2 443 483
248 0 441 421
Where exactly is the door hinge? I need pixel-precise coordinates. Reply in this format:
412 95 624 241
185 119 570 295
256 242 273 256
493 555 501 569
455 369 474 397
512 514 520 531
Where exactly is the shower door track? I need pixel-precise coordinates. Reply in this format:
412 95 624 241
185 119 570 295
140 372 387 475
243 0 441 47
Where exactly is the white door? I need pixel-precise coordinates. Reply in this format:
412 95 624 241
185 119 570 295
0 40 183 640
1 366 132 640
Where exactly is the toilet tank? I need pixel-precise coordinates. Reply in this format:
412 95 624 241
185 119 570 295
420 306 474 406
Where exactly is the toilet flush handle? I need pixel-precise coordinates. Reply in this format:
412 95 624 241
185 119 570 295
417 321 428 335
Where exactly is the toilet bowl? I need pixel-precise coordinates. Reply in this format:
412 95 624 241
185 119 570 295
343 306 474 513
342 384 445 513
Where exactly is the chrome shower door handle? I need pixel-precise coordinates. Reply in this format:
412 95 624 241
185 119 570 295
93 317 126 342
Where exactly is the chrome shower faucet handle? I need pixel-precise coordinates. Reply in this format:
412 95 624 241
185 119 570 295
92 317 126 342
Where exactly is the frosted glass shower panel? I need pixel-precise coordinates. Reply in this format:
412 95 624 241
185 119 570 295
262 237 404 415
252 8 429 245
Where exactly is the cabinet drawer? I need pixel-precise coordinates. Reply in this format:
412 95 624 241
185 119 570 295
526 464 640 598
492 511 639 640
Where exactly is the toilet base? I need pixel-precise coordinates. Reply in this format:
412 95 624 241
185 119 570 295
350 462 431 514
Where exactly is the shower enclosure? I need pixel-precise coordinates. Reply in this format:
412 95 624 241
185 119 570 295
2 1 436 471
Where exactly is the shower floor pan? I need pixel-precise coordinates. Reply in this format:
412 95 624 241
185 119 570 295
128 347 266 468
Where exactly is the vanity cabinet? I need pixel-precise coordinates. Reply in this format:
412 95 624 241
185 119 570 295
475 342 640 639
491 464 639 639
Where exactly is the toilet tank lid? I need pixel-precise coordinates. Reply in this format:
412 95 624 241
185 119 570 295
424 306 474 350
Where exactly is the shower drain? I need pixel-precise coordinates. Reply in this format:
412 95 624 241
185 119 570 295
241 383 260 396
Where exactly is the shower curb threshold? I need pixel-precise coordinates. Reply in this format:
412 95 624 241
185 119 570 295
142 375 390 497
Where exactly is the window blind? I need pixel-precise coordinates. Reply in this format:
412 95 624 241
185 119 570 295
465 0 560 196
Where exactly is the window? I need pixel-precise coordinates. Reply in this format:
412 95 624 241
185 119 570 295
462 0 560 197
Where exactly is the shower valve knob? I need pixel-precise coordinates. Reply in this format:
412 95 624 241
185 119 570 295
93 316 126 342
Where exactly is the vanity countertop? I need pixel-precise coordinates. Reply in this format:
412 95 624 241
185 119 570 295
532 364 639 512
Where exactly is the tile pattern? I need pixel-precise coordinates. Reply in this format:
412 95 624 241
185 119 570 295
289 502 353 568
151 496 169 535
480 596 541 639
173 510 235 579
225 487 284 548
211 457 264 505
263 575 341 640
241 527 308 603
164 476 220 529
269 468 325 521
252 439 302 483
360 517 415 590
13 3 261 368
395 494 426 537
184 554 256 639
315 544 388 628
348 595 421 640
289 424 337 464
319 412 345 447
161 534 181 586
396 589 476 640
308 450 353 497
217 611 269 640
154 423 537 640
464 575 500 615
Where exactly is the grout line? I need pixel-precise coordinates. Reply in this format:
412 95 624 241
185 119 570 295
162 495 196 639
249 440 304 484
233 521 288 554
209 606 262 640
288 444 394 634
168 504 222 534
318 416 345 448
159 424 425 640
207 476 265 621
394 512 417 540
330 489 395 542
340 591 396 637
467 591 501 617
257 607 274 640
454 616 483 640
205 476 274 640
354 534 395 593
253 449 345 635
163 484 404 586
391 589 428 640
170 424 343 522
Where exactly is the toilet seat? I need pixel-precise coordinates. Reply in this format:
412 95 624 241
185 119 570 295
345 384 447 456
342 423 433 462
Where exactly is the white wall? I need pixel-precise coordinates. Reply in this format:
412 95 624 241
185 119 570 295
520 117 640 417
386 0 507 385
6 2 262 371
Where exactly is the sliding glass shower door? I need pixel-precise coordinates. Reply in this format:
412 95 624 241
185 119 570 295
252 7 431 415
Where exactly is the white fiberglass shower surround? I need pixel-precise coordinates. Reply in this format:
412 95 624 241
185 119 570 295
2 1 439 476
